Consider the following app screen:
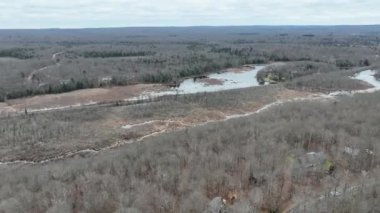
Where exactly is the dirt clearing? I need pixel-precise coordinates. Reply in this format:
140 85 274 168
5 84 166 112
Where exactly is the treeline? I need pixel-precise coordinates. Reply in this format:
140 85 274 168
284 72 371 93
375 70 380 80
81 50 155 58
142 72 173 83
336 58 370 69
210 45 374 69
255 61 372 93
0 77 130 102
178 63 222 78
141 58 237 83
0 48 34 59
256 61 338 84
141 52 272 84
211 46 289 61
211 46 311 62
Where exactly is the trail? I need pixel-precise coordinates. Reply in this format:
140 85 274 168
27 52 64 82
52 52 64 61
27 66 49 82
0 94 332 166
0 119 191 166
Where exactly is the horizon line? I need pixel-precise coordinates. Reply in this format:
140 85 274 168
1 24 380 30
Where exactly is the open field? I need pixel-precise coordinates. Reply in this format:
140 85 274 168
2 84 164 113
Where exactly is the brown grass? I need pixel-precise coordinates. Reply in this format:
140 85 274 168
6 84 166 111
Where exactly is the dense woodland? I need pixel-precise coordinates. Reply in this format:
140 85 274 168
0 26 380 101
0 89 379 212
0 26 379 212
256 62 371 92
256 61 339 84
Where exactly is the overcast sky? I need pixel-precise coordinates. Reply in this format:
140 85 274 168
0 0 379 29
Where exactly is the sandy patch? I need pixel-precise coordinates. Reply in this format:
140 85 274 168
0 103 16 114
198 78 224 86
226 67 254 73
182 109 226 124
277 89 313 100
0 57 20 62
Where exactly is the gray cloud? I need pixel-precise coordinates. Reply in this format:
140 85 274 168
0 0 379 28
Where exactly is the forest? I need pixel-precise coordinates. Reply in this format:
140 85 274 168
0 26 379 101
0 26 379 212
0 88 379 212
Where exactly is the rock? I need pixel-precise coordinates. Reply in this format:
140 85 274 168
303 152 326 168
206 197 227 213
344 146 360 156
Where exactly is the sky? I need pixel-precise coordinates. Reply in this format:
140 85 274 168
0 0 379 29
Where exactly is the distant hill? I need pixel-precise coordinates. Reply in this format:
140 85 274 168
0 25 379 42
